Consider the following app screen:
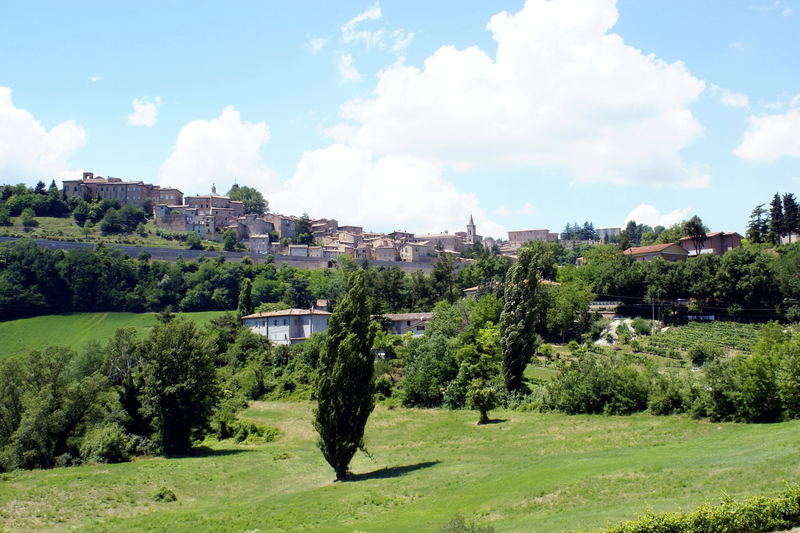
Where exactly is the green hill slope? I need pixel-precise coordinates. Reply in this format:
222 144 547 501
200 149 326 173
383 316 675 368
0 311 226 359
2 402 799 532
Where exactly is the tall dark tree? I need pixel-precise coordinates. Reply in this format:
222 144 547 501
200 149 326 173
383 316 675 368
294 213 314 245
783 193 799 242
747 204 769 244
138 319 219 455
682 215 708 254
237 278 254 316
313 270 375 480
769 193 785 245
499 242 553 391
34 181 46 195
431 252 457 304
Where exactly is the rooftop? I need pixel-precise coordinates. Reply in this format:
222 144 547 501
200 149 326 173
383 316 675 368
242 308 332 320
624 243 687 255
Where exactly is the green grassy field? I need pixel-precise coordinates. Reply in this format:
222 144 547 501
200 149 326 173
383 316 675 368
0 217 222 250
0 311 226 359
2 402 799 532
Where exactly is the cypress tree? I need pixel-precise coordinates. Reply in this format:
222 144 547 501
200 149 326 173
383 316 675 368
769 193 784 245
237 278 254 316
313 270 375 480
782 193 799 242
499 242 553 391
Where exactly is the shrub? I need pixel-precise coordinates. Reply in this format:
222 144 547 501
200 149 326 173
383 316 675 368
648 372 694 416
687 343 723 366
594 485 800 533
20 207 37 227
79 425 130 464
547 353 650 415
632 317 651 336
231 421 279 444
539 344 555 359
151 486 177 502
440 516 495 533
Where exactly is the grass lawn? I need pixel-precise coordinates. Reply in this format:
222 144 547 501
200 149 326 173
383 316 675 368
0 217 222 250
0 311 226 359
2 402 799 532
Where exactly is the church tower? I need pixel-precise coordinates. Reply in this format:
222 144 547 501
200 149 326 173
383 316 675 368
466 214 476 244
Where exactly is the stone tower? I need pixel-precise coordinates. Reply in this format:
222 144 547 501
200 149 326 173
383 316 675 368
466 214 476 244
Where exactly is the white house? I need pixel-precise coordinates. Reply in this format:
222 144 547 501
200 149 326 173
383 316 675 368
379 313 433 337
241 308 331 345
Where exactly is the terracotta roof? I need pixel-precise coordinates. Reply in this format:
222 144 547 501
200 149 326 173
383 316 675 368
678 231 741 241
242 308 332 320
624 243 688 255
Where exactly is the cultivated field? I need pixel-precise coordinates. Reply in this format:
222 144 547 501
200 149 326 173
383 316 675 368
2 402 799 532
0 311 226 359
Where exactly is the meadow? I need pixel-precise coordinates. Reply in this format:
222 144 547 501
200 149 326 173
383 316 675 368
2 401 799 532
0 311 225 359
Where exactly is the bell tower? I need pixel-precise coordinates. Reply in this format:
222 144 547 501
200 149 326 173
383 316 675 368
466 214 476 244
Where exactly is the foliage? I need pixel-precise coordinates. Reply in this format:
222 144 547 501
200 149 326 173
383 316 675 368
313 270 376 479
687 343 723 366
226 184 267 215
593 485 800 533
185 232 203 250
137 319 220 455
500 242 553 391
20 207 37 227
440 515 496 533
223 228 238 251
546 353 651 415
79 424 131 464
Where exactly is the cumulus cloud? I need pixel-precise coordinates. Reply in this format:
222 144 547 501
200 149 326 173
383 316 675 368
624 204 690 227
337 54 361 83
158 106 280 195
127 96 162 127
734 108 800 162
90 74 102 83
328 0 709 188
710 84 750 109
307 36 329 54
0 87 86 183
271 144 506 237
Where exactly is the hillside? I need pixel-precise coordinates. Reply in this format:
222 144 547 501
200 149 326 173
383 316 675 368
2 402 799 532
0 217 222 250
0 311 226 359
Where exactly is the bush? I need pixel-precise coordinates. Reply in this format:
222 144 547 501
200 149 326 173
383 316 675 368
687 343 723 366
539 344 555 359
595 485 800 533
80 425 130 464
440 516 495 533
632 317 651 336
547 353 650 415
648 372 694 416
20 207 37 227
151 486 177 502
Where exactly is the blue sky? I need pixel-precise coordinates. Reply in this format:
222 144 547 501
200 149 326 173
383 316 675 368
0 0 798 238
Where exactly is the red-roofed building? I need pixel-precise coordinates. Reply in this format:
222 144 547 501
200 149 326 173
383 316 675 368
623 243 688 262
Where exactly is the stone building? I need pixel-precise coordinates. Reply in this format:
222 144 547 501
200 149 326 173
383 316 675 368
62 172 183 206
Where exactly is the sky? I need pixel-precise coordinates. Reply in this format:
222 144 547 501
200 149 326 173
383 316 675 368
0 0 798 238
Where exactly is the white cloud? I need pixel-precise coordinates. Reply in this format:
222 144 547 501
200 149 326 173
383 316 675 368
90 74 102 83
337 54 362 83
729 41 745 50
127 96 162 127
734 108 800 162
341 3 384 48
0 87 86 184
783 7 794 15
624 204 690 227
329 0 709 188
272 144 506 238
710 84 750 109
390 29 414 52
307 36 329 54
158 106 280 195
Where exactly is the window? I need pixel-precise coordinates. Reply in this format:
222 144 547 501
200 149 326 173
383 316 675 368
283 319 287 325
273 320 278 326
407 320 411 326
416 325 425 331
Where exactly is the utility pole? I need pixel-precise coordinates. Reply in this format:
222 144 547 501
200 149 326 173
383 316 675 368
651 296 656 335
